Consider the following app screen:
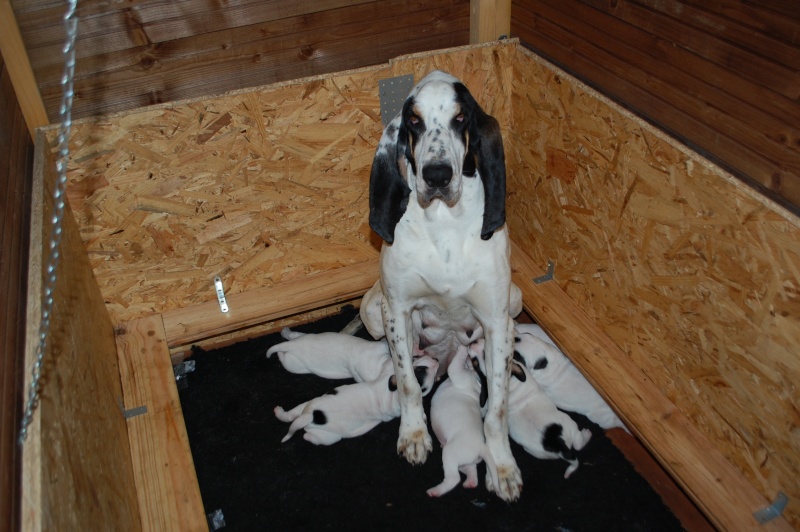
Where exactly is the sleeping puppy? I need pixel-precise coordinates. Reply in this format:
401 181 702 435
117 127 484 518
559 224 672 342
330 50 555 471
274 356 439 445
514 323 627 432
506 353 592 479
266 327 391 382
427 344 498 497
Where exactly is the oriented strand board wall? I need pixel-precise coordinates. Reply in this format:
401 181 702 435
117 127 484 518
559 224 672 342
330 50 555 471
54 41 515 326
511 0 800 215
505 46 800 527
23 135 140 531
12 0 470 121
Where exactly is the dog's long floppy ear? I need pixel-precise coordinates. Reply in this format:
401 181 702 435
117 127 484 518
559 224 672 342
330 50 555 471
455 83 506 240
368 119 411 244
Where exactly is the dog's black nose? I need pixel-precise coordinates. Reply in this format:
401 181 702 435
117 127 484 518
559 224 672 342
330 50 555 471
422 163 452 188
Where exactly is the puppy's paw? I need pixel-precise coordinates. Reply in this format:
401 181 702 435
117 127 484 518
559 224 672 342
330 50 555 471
492 464 523 502
397 429 432 465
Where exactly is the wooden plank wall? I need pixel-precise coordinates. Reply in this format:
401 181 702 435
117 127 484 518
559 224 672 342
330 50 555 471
510 0 800 213
505 45 800 528
10 0 470 121
0 52 33 532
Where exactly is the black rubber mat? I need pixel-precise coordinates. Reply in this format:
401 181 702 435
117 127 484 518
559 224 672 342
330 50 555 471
178 306 683 531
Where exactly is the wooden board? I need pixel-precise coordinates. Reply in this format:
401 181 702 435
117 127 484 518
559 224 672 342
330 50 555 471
116 314 207 532
510 243 791 531
21 131 141 532
506 44 800 528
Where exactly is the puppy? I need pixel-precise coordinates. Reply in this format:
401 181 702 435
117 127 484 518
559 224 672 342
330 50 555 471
274 356 439 445
266 327 391 382
427 344 498 497
506 353 592 479
514 323 627 431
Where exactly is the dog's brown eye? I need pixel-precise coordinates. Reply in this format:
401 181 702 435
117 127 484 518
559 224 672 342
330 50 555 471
455 113 465 122
408 114 420 125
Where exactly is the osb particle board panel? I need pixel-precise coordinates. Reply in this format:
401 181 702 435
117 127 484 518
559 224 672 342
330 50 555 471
48 40 515 325
505 46 800 527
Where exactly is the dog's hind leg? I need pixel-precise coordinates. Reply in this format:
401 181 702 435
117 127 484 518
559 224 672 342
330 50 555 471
427 446 463 497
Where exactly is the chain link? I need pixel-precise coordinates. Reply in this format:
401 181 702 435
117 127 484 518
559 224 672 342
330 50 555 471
19 0 79 445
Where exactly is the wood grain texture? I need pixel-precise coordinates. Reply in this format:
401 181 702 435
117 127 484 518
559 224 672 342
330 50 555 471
21 130 141 532
116 314 207 532
0 0 48 136
510 243 792 531
0 52 33 532
12 0 470 120
506 44 800 527
511 0 800 212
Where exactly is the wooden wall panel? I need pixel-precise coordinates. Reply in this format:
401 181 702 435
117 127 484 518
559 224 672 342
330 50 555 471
12 0 470 120
21 133 141 531
506 45 800 528
511 0 800 212
0 52 33 532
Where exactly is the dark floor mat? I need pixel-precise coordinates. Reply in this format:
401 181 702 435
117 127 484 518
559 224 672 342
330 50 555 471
178 307 684 531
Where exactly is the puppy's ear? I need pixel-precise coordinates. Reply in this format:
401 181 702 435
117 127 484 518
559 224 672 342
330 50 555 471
470 356 489 408
368 117 411 244
455 83 506 240
510 360 526 382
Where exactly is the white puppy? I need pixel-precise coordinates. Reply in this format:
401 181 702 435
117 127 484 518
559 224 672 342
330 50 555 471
427 344 498 497
274 356 439 445
506 352 592 479
514 323 627 431
266 327 391 382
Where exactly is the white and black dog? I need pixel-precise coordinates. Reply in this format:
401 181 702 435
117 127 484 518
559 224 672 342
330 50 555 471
360 70 523 500
266 327 391 383
274 356 439 445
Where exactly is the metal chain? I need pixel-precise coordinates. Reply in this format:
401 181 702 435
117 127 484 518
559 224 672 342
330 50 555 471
19 0 79 444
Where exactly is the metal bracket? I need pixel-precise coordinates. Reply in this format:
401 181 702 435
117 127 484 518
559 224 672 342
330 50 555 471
754 491 788 524
214 276 229 313
122 405 148 419
378 75 414 125
533 260 556 284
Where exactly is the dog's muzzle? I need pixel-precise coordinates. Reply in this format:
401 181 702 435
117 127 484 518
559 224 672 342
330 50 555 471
419 163 459 208
422 163 453 189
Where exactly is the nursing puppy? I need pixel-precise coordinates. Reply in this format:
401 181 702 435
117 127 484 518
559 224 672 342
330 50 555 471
506 352 592 478
274 356 439 445
428 344 498 497
266 327 391 382
514 324 627 431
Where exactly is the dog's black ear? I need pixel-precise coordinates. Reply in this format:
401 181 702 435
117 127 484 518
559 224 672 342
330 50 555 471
510 360 526 382
455 83 506 240
470 356 489 408
368 119 411 244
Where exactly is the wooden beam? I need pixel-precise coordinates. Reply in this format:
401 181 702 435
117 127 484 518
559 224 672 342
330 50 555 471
509 241 792 531
470 0 511 43
0 0 48 138
116 314 206 532
162 259 380 347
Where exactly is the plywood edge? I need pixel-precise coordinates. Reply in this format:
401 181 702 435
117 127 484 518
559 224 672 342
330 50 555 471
162 259 380 347
19 130 49 532
115 314 207 532
509 241 792 531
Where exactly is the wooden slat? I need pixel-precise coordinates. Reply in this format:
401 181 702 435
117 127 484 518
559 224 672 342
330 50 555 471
470 0 511 43
0 53 33 532
509 242 792 531
162 258 380 347
116 314 207 532
0 0 48 137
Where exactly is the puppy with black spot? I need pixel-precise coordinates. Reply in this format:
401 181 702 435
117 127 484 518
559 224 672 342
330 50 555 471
514 323 627 432
427 344 498 497
266 327 391 382
274 356 439 445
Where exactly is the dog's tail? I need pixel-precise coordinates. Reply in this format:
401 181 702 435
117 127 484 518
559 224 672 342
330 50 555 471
280 326 305 340
277 410 313 443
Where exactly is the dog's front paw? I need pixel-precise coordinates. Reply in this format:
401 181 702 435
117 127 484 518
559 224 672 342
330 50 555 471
397 428 432 465
487 464 523 502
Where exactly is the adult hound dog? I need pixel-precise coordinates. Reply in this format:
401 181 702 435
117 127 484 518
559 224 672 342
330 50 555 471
360 70 523 501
